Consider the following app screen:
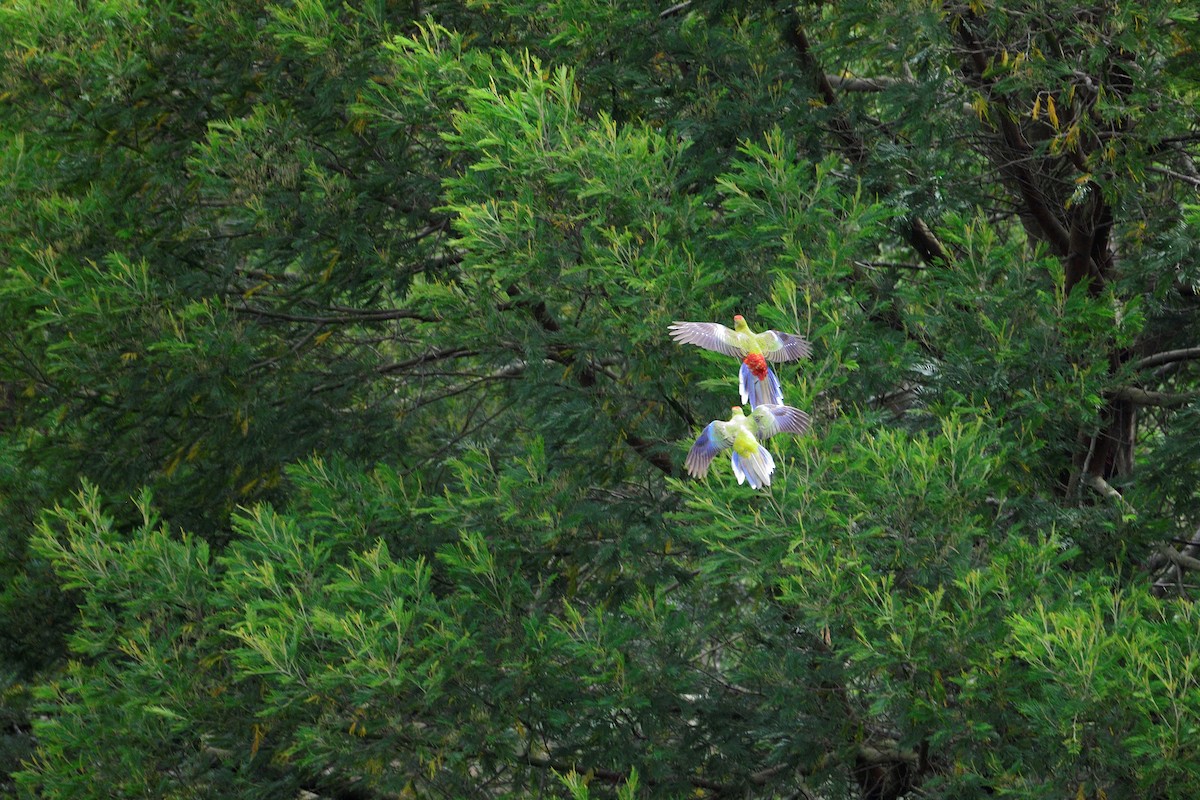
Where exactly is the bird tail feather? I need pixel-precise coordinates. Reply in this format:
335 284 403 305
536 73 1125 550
739 362 783 408
730 445 775 489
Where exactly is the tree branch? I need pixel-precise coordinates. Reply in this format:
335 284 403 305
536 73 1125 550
826 74 905 92
402 361 529 411
659 0 690 18
780 18 950 267
1107 386 1198 408
236 306 436 325
953 20 1073 256
1151 524 1200 597
376 347 480 375
623 430 676 477
1158 543 1200 574
1133 347 1200 371
1148 164 1200 190
1083 474 1136 516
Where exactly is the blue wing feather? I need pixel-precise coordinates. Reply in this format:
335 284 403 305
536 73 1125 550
686 422 729 478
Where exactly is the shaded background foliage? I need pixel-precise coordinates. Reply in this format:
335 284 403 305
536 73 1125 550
2 0 1199 798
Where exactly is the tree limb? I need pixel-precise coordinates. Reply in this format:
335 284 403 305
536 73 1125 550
1151 525 1200 597
826 74 905 92
659 0 690 18
1158 543 1200 574
1148 164 1200 190
953 20 1073 256
1083 474 1136 516
624 429 676 477
1133 347 1200 371
780 13 951 285
236 306 436 325
1107 386 1198 408
376 347 480 375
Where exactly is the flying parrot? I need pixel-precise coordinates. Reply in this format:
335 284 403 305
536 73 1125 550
685 404 811 490
668 315 812 408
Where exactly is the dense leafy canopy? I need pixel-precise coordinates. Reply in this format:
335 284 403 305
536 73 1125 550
2 1 1200 798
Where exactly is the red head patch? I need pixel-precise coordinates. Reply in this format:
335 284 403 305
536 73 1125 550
744 352 769 380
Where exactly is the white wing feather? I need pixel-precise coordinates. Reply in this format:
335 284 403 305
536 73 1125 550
761 330 813 362
668 322 746 358
750 404 811 439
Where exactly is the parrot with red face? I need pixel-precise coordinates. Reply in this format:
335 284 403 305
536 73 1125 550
685 404 811 489
669 315 811 408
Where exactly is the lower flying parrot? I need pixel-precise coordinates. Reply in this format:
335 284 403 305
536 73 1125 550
668 315 811 408
686 404 811 489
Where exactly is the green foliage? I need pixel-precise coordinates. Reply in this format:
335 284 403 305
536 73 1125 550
3 0 1200 798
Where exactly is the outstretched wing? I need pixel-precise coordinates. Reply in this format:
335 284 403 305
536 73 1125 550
750 404 811 440
758 330 812 362
669 322 746 358
685 420 735 478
